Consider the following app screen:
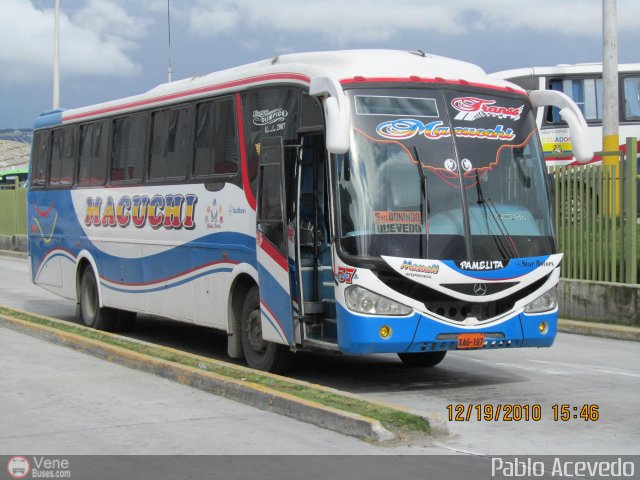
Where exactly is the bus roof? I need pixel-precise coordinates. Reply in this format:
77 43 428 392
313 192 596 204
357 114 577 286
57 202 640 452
35 49 524 129
491 62 640 80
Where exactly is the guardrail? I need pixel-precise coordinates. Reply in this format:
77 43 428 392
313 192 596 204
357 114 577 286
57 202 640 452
0 186 26 237
550 137 638 285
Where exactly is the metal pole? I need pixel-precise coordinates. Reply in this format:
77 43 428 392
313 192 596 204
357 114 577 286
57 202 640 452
602 0 619 166
167 0 173 83
53 0 60 108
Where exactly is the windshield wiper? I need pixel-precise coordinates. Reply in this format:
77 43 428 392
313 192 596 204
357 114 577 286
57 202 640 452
475 169 517 259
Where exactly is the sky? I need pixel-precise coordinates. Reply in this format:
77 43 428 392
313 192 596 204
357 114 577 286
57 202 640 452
1 0 639 129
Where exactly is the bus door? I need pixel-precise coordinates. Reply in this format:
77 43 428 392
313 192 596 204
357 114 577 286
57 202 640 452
256 136 298 348
296 134 332 325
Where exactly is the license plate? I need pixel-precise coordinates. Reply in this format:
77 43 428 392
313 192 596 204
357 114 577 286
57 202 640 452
457 333 485 349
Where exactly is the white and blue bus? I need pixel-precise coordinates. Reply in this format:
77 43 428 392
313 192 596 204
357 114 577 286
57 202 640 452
27 50 592 372
492 63 640 165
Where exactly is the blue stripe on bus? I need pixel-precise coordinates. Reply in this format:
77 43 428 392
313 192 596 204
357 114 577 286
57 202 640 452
257 261 293 345
260 305 287 343
33 109 64 129
101 267 234 294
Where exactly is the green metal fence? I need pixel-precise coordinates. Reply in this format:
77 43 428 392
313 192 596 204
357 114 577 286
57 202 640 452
0 186 27 236
551 137 638 285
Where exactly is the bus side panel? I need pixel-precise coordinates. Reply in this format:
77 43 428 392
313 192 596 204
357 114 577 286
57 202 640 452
28 189 71 294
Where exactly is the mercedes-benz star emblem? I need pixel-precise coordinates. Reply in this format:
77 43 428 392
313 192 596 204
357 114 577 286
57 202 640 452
473 283 487 296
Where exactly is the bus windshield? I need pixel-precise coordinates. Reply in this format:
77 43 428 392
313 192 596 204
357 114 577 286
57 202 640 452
336 87 555 262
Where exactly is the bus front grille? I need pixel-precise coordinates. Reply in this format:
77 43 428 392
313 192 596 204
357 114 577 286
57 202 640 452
375 271 550 322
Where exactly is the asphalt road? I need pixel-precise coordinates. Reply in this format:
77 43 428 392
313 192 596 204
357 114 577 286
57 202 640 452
1 254 638 455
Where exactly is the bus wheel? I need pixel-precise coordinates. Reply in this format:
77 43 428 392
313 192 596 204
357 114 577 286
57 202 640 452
397 351 446 368
240 286 293 374
79 267 118 332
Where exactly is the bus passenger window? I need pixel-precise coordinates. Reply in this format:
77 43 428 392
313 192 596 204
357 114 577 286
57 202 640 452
79 121 108 186
31 131 49 187
623 77 640 120
194 99 238 177
546 77 603 123
150 106 191 180
50 127 76 187
111 114 147 183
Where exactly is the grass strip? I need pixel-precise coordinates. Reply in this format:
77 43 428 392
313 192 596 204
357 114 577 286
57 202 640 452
0 305 429 437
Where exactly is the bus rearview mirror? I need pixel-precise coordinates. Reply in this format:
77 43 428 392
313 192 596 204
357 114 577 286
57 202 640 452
323 96 350 154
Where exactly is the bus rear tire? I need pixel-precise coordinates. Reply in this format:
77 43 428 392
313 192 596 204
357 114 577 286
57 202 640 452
79 267 118 332
240 286 294 374
397 351 446 367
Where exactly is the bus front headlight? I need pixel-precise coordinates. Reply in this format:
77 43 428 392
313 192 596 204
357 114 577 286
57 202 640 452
345 285 412 316
524 287 558 314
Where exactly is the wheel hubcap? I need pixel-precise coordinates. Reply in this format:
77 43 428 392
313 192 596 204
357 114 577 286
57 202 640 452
81 278 96 324
247 310 267 353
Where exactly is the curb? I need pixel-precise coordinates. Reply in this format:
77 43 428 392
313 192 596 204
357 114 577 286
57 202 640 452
558 319 640 342
0 249 27 259
0 308 437 443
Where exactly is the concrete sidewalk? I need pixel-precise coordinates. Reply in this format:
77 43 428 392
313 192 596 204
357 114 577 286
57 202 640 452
0 327 438 455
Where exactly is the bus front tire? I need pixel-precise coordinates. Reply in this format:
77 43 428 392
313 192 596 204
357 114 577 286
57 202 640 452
79 267 118 332
397 351 447 368
240 286 293 374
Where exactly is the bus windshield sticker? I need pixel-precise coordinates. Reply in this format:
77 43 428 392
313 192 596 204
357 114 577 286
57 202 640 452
337 266 357 284
451 97 524 121
399 260 440 278
355 95 439 117
374 223 421 234
373 211 421 224
252 108 288 126
376 119 515 141
456 260 506 271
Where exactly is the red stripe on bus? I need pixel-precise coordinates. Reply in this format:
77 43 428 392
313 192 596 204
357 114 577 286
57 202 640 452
100 259 239 287
260 301 286 341
236 93 257 211
63 73 311 122
340 77 527 95
258 232 288 271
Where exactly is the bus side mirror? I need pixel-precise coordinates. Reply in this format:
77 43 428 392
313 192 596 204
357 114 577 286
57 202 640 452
310 77 350 154
529 90 594 163
323 97 350 154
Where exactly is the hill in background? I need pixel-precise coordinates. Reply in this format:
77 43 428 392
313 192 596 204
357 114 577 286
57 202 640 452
0 129 33 145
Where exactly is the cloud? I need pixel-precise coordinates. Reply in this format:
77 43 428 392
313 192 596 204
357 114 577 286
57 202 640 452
0 0 149 86
180 0 640 45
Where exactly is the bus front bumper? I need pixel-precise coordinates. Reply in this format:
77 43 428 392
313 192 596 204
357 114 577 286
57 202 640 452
336 304 558 354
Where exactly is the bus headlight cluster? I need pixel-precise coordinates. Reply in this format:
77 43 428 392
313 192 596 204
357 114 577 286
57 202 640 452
524 287 558 314
345 285 412 316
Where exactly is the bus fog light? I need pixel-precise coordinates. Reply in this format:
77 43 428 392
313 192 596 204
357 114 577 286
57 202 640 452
524 287 557 314
379 326 392 339
345 285 412 316
539 321 548 334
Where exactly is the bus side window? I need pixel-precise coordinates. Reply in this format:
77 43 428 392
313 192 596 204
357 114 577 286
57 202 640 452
149 106 192 181
31 130 49 188
546 79 563 123
49 126 76 187
194 98 239 178
111 114 147 183
79 121 109 186
623 77 640 120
